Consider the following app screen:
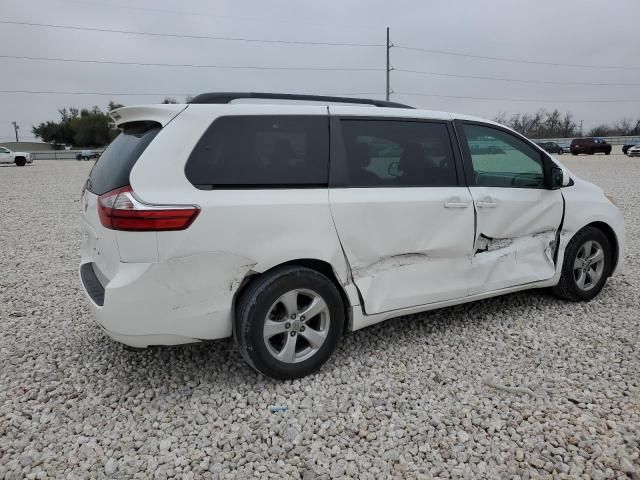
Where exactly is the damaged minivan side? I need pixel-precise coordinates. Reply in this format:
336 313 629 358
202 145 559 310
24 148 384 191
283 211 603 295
79 93 624 379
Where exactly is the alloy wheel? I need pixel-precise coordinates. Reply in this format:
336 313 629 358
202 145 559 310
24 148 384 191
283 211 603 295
263 289 331 363
573 240 605 291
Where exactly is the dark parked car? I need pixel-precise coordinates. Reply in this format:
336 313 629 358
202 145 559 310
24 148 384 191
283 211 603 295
537 141 563 154
570 138 611 155
622 138 640 155
76 150 101 161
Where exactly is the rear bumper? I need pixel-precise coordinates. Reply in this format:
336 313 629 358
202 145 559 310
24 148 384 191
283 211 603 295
79 253 253 347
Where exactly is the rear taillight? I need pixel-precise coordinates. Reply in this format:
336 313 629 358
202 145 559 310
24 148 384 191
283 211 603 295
98 185 199 231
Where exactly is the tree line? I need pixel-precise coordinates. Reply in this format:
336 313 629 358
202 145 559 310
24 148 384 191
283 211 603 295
493 109 640 139
31 98 181 148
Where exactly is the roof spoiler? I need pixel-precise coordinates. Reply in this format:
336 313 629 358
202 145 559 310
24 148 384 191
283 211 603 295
109 104 188 128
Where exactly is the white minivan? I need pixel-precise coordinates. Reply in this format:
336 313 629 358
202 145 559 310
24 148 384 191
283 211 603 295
80 93 624 379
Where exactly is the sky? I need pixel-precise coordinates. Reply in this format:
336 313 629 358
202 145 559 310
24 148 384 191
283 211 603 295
1 0 639 142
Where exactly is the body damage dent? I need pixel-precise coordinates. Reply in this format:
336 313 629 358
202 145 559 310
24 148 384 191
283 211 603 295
351 252 431 280
475 234 513 253
469 230 558 294
474 230 556 260
160 253 257 311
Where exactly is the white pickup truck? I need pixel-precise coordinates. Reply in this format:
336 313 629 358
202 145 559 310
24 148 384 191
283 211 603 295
0 146 32 166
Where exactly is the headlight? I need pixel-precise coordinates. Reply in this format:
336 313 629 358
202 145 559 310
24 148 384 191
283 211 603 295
605 194 618 206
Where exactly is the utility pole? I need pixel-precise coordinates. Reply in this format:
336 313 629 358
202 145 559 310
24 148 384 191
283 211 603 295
579 120 583 136
11 121 19 142
385 27 391 101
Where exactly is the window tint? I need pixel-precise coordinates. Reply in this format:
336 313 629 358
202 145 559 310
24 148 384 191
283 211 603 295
185 116 328 188
86 121 161 195
340 120 458 187
462 123 544 188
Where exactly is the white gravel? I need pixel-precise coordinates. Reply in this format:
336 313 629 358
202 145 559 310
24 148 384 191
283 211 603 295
1 156 639 479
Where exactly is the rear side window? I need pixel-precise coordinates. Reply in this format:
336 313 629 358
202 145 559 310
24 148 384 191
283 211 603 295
339 119 458 187
185 115 329 188
86 121 161 195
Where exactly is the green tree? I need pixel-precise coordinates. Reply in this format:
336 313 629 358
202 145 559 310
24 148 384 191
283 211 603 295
32 102 120 147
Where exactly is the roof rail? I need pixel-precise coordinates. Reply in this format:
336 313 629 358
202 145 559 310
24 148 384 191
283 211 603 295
188 92 414 109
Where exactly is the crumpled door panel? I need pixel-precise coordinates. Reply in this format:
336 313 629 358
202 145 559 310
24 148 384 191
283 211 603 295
330 187 475 314
468 187 563 295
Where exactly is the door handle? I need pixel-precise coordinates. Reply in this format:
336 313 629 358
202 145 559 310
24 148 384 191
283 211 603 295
443 198 471 208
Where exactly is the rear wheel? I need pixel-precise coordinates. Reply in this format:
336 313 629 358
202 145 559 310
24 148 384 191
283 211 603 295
15 157 26 166
552 226 612 302
235 266 345 379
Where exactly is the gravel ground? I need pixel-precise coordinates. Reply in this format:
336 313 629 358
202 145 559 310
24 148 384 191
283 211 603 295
1 155 638 480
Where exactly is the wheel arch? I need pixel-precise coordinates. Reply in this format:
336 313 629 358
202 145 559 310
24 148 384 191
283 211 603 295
231 258 354 335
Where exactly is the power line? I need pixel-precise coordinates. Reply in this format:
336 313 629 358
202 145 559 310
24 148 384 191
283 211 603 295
395 69 640 87
0 20 384 47
42 0 384 32
0 89 380 97
8 53 635 85
394 92 640 103
0 54 383 71
0 90 191 97
393 45 640 71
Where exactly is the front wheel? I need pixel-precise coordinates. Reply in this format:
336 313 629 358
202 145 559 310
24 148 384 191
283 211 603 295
235 266 345 379
15 157 26 166
552 227 612 301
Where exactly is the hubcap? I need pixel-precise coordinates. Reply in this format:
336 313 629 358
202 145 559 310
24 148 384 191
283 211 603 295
263 289 330 363
573 240 605 291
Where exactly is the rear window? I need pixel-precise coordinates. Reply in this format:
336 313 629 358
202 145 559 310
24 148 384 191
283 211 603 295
86 121 161 195
184 115 329 188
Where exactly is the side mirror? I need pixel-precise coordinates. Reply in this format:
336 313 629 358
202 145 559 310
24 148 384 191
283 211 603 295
548 165 570 189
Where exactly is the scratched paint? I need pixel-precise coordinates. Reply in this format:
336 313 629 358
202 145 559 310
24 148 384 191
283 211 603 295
351 252 431 280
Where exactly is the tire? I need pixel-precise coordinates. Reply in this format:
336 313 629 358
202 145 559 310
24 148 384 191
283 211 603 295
605 150 610 155
15 157 26 167
234 266 345 379
552 226 612 302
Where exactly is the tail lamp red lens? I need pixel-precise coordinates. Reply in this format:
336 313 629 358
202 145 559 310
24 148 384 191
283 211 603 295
98 185 199 231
